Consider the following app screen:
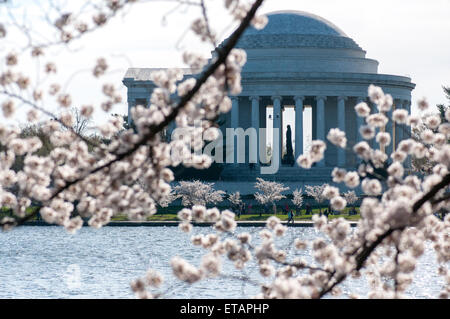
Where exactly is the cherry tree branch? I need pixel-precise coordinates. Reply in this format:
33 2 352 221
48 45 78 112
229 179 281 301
0 0 265 228
317 172 450 298
0 90 99 148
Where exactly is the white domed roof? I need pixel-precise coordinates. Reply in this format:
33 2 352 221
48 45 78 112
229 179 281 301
245 11 347 36
235 11 361 50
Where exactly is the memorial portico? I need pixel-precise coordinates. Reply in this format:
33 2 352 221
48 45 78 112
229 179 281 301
123 10 415 193
225 92 413 169
218 10 415 176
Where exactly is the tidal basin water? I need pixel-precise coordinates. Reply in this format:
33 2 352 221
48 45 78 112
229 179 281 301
0 226 445 298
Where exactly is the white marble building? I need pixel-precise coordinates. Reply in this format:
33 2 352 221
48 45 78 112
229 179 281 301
123 11 415 194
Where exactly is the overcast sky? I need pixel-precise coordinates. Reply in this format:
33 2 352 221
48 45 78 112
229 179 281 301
1 0 449 131
110 0 450 109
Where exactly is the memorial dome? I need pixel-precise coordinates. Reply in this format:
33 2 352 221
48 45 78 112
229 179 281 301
236 11 361 50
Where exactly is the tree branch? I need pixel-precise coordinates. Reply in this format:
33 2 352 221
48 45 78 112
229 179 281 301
317 172 450 298
0 0 265 228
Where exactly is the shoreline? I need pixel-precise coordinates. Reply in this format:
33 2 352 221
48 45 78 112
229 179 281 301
23 220 359 227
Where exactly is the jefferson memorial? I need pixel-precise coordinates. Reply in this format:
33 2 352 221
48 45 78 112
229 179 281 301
123 11 415 194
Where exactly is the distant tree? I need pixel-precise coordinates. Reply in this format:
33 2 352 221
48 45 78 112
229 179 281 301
254 178 289 215
343 190 358 214
305 184 327 214
157 190 178 208
411 86 450 173
173 180 224 208
436 86 450 115
291 188 303 215
19 124 53 156
1 123 55 172
71 107 91 136
228 191 244 215
17 118 102 159
137 177 178 210
113 114 135 132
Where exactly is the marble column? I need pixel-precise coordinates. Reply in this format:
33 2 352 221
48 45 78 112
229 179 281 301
127 98 136 126
231 97 239 165
337 96 347 167
369 101 379 149
386 101 393 155
281 105 285 157
294 96 304 161
231 97 239 129
260 103 268 164
272 96 282 166
167 121 176 141
356 97 366 142
316 96 326 167
395 99 404 148
250 96 260 165
404 100 412 169
404 100 411 139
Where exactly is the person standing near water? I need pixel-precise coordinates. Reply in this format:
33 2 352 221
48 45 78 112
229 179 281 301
287 210 294 224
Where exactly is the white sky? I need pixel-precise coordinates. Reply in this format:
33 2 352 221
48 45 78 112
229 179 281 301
1 0 449 137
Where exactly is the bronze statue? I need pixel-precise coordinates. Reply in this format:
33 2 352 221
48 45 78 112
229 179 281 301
285 125 295 166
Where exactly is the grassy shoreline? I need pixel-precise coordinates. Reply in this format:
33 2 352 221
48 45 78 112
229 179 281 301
23 220 359 227
139 206 360 222
116 208 361 222
2 207 361 223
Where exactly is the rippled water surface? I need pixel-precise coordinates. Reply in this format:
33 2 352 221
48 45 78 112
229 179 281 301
0 226 445 298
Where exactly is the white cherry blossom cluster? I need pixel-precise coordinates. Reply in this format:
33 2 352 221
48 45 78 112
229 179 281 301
343 190 358 207
228 191 244 212
163 84 449 299
304 184 327 207
254 177 289 208
327 128 347 148
150 207 252 294
173 180 225 207
296 140 327 168
1 0 266 226
1 0 449 300
291 188 304 210
225 0 268 30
